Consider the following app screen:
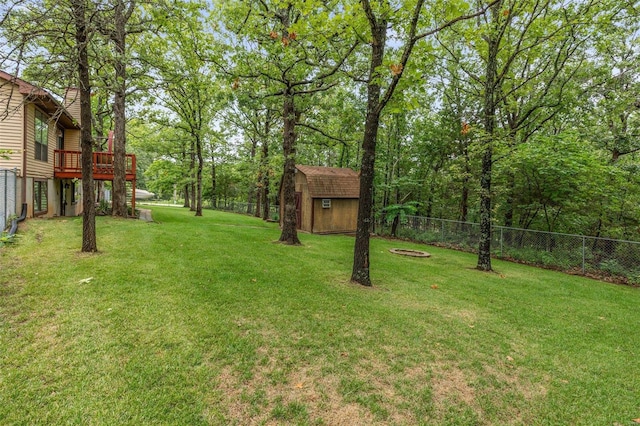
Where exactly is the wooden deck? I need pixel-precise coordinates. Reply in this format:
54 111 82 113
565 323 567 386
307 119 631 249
54 150 136 181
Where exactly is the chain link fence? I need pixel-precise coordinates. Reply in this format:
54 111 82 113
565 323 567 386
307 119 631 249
377 215 640 285
210 201 279 220
1 169 17 232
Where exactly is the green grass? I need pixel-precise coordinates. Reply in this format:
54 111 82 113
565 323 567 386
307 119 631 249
1 206 639 425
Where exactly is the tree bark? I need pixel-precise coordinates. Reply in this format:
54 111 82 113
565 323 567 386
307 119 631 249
183 184 190 208
211 153 217 209
459 146 470 223
261 133 270 220
189 143 196 211
195 136 203 216
74 0 97 252
111 0 128 217
477 1 502 272
278 89 301 245
351 14 387 286
248 136 258 214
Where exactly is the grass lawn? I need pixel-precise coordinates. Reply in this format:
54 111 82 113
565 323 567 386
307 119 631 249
1 206 639 425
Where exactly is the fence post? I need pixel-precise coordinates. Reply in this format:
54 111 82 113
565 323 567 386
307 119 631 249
582 236 586 274
500 227 503 258
441 219 445 243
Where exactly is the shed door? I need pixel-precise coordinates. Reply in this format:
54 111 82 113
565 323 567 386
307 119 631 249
295 192 302 229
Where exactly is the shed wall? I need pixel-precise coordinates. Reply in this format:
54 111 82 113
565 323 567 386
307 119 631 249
312 198 358 234
295 172 313 232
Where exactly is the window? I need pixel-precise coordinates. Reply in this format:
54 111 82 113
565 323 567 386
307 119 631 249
322 199 331 209
34 109 48 162
34 180 48 214
57 128 64 150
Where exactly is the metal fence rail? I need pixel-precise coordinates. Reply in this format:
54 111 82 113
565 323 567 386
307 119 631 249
377 215 640 285
0 169 17 232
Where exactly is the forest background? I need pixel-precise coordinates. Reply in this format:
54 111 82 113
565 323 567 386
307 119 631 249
1 0 639 279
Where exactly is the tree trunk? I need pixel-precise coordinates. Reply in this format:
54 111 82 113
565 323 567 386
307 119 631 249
111 0 128 217
248 136 258 214
262 174 270 220
195 136 203 216
183 184 190 208
351 17 386 286
459 146 470 223
74 0 97 252
261 115 272 220
211 153 217 209
477 1 501 272
261 136 271 220
254 184 262 217
189 141 196 211
278 90 301 245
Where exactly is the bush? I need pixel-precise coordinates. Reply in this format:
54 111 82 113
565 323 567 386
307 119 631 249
599 259 625 276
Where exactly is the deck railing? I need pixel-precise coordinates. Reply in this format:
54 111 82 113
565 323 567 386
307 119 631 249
54 150 136 179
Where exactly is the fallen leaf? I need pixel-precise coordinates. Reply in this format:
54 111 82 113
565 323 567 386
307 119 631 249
506 355 514 362
251 278 257 283
632 419 640 424
78 277 94 284
431 284 439 289
340 352 349 357
294 382 304 389
390 63 403 76
499 274 506 278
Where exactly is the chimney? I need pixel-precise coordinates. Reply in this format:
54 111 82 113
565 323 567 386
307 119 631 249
63 87 81 126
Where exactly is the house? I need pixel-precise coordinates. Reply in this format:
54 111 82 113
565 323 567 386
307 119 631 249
279 165 360 234
0 70 136 225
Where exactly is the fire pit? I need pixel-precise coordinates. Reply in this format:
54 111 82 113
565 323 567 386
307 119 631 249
389 248 431 258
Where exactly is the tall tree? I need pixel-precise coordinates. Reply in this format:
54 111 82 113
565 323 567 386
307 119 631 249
2 0 100 251
102 0 135 217
142 2 224 216
350 0 498 286
218 0 358 245
73 0 98 252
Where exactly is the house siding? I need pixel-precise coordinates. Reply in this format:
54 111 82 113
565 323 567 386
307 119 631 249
1 73 85 220
63 88 80 126
64 129 81 151
25 104 55 179
0 82 25 173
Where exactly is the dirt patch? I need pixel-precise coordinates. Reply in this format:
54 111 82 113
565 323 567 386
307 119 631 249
211 363 376 425
431 362 476 408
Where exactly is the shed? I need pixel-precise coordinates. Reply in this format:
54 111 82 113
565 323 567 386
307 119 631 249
280 165 360 234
